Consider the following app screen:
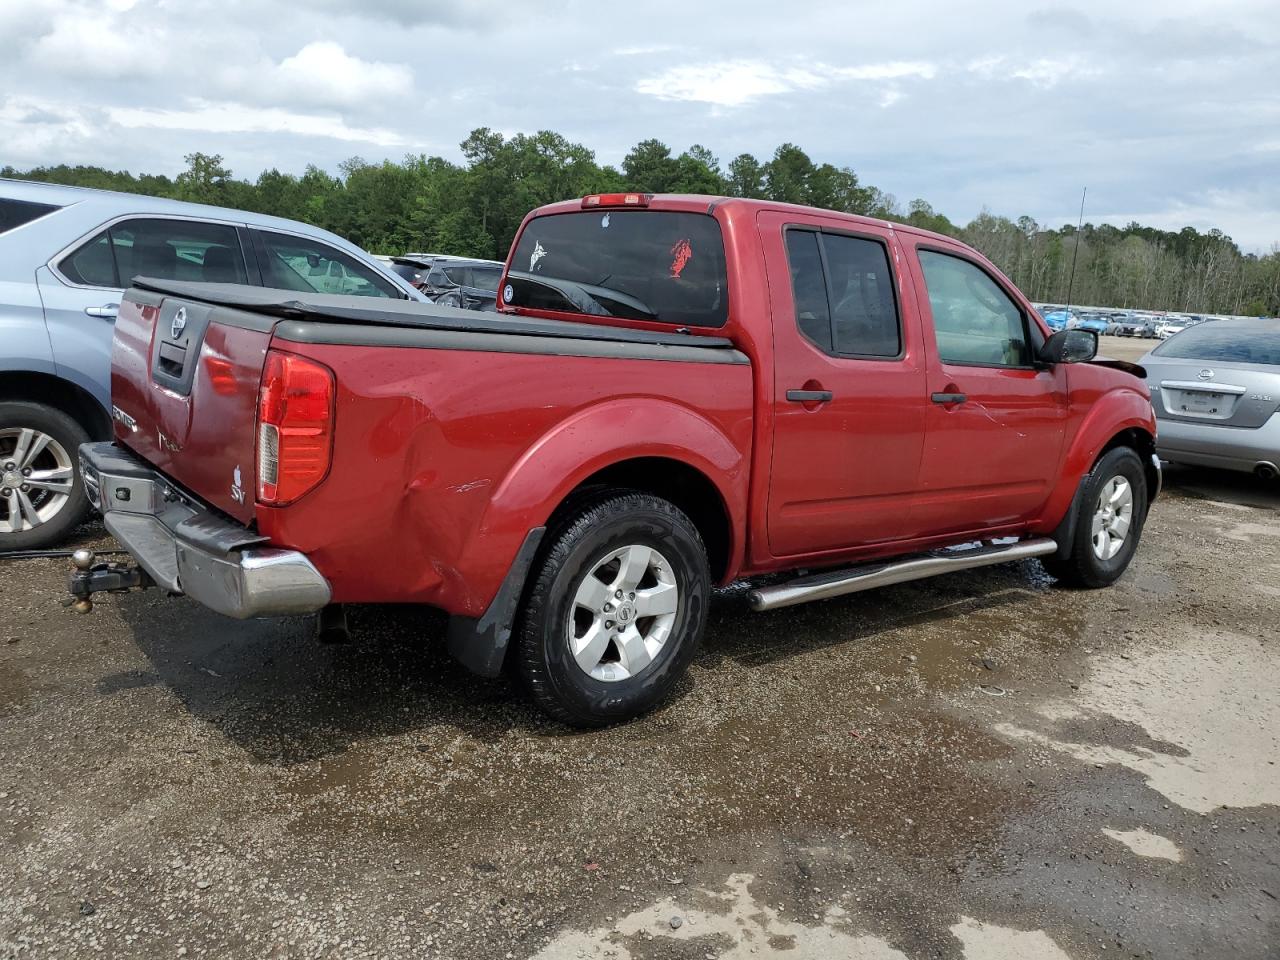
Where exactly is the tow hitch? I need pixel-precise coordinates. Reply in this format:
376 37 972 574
65 549 151 613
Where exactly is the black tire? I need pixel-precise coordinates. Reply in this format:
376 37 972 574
1043 446 1148 589
0 401 91 551
517 492 710 727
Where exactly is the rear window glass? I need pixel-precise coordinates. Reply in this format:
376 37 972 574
507 210 728 327
390 262 425 282
1152 323 1280 366
1 197 60 234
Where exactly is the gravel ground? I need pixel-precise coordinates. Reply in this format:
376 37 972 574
1 455 1277 960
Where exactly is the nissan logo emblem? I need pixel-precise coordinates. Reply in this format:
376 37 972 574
171 307 188 340
1197 368 1214 381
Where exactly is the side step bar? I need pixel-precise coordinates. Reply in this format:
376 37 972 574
748 537 1057 612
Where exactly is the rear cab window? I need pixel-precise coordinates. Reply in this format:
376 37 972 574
506 210 728 327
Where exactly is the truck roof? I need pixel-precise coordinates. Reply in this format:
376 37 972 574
527 194 962 247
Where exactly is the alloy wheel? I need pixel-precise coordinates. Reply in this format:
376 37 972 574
567 544 679 682
0 428 75 534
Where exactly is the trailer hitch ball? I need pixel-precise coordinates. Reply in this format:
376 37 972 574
72 549 96 571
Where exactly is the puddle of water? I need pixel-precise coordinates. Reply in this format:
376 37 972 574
532 873 908 960
996 630 1279 813
950 917 1071 960
1101 827 1182 862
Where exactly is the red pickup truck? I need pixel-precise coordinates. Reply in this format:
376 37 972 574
69 193 1159 726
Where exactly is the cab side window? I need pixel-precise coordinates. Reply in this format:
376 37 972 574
784 229 901 359
918 250 1030 367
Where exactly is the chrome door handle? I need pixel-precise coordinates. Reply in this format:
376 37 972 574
786 389 833 403
85 304 119 320
931 392 967 404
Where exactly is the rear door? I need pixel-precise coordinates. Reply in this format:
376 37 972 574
762 212 930 556
907 242 1067 536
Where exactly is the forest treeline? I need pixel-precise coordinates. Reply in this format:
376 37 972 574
6 129 1278 316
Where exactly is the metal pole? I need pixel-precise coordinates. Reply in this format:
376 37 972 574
1065 186 1087 312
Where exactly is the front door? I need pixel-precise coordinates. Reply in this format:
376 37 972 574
908 243 1067 536
763 212 930 558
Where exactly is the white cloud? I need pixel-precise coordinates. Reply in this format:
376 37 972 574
106 101 412 147
635 59 935 107
246 41 414 109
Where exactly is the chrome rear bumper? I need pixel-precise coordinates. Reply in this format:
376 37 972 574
77 442 330 618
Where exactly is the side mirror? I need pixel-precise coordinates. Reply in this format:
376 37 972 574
1039 328 1097 364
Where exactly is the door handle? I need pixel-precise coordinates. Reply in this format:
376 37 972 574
786 389 833 403
931 392 967 404
84 304 119 320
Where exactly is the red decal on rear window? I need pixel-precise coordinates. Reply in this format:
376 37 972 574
669 238 692 278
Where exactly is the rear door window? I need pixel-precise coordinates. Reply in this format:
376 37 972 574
0 197 60 234
254 231 398 298
108 218 248 286
783 229 901 358
507 210 729 327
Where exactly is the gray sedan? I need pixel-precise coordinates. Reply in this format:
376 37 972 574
1142 319 1280 480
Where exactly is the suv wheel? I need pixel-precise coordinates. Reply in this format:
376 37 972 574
1044 446 1148 588
518 493 710 727
0 402 91 550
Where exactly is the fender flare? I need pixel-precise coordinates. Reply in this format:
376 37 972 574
447 398 749 676
1038 387 1157 539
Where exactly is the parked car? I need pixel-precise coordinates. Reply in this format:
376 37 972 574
1137 318 1163 339
1043 310 1074 331
0 178 424 548
1141 319 1280 480
68 193 1159 726
420 257 505 311
1156 320 1188 339
1075 314 1110 335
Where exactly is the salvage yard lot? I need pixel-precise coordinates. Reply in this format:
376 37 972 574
1 465 1277 959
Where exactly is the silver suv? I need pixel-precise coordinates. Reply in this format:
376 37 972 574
0 179 423 549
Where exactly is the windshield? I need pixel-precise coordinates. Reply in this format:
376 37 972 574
507 210 728 327
1153 323 1280 365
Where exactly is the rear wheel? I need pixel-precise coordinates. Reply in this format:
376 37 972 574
517 492 710 727
1044 446 1148 588
0 402 90 550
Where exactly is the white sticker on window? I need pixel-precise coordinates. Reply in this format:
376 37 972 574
529 240 547 272
601 214 610 229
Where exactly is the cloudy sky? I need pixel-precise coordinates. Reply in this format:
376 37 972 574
3 0 1278 250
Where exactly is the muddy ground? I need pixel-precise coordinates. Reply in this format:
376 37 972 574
2 446 1278 957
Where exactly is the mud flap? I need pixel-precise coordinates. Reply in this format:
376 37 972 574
446 527 545 677
1051 478 1087 561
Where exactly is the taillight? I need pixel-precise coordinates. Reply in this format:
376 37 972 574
256 350 334 505
582 193 651 208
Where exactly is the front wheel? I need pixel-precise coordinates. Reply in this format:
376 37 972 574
1043 446 1148 588
517 493 710 727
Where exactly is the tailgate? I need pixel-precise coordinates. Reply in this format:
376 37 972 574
110 289 274 523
